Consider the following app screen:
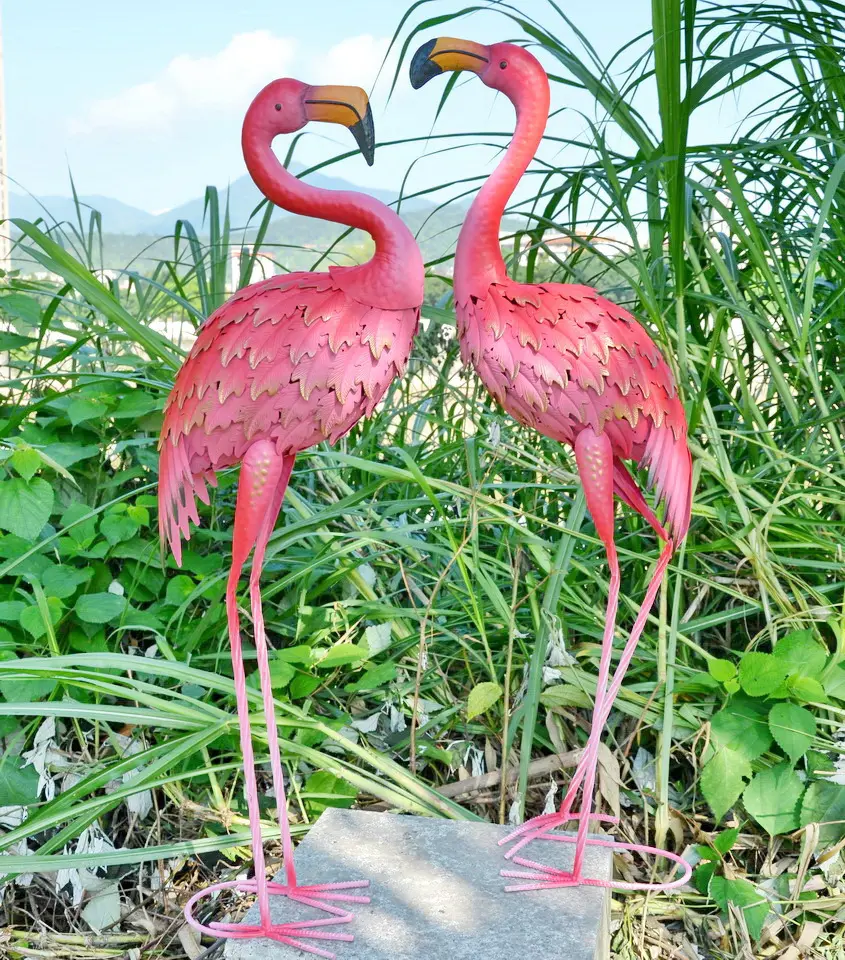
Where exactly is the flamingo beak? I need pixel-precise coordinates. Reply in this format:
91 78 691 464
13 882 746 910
303 85 375 166
409 37 490 89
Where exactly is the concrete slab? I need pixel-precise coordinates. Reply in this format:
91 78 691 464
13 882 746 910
224 809 612 959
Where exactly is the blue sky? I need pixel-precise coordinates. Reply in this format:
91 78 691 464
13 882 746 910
5 1 767 217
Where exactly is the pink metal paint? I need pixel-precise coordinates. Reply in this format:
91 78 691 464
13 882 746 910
410 39 693 894
158 78 423 953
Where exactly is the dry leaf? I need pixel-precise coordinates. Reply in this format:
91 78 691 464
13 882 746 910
597 742 621 819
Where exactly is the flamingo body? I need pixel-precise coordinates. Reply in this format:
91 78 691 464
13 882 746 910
159 272 417 565
163 77 423 954
411 37 693 893
457 279 691 538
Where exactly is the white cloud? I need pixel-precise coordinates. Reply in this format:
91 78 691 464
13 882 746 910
311 35 391 92
69 31 297 135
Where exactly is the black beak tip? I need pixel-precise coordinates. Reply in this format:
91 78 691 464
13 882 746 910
409 38 441 89
350 102 375 166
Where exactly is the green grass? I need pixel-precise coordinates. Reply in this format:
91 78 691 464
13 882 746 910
1 0 845 956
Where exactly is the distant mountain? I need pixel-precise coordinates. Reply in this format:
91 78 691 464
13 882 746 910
10 167 522 276
152 164 432 232
10 163 434 238
10 192 158 234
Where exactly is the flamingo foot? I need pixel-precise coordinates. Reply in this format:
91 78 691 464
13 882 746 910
184 877 370 958
500 832 692 894
498 810 620 860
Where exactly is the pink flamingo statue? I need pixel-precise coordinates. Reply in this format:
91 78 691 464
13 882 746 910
410 39 693 893
159 79 423 954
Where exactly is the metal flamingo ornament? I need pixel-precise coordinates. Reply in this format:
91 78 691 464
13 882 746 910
159 79 423 954
410 39 693 893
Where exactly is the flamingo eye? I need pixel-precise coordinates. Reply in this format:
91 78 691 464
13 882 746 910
275 103 282 111
499 60 508 69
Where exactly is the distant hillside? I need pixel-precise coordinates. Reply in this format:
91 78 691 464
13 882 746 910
10 163 434 236
10 192 159 234
10 167 522 276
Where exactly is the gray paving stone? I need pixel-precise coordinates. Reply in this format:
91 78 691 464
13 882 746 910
224 809 611 959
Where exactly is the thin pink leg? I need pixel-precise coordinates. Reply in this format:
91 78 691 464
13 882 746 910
499 430 687 893
248 449 368 904
250 453 299 888
184 441 368 955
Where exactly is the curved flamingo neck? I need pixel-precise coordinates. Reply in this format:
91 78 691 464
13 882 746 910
242 126 423 310
454 71 550 304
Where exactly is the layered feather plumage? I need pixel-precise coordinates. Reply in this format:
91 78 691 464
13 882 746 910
158 272 419 564
458 280 691 539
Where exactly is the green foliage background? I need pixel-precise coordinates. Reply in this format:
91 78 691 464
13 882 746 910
2 0 845 954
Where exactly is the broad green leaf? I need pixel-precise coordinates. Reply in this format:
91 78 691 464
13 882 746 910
41 565 92 600
0 292 41 326
0 478 54 539
713 827 740 855
739 652 787 697
69 627 108 654
67 397 107 426
467 681 503 720
540 684 592 708
290 674 321 700
701 747 751 822
31 448 76 485
19 597 63 639
112 392 161 419
768 702 816 763
100 513 139 546
709 876 769 940
316 644 369 668
0 601 25 622
246 658 294 692
275 645 314 664
43 443 100 468
743 763 803 836
773 631 828 678
347 661 397 692
693 860 717 895
708 658 736 683
824 666 845 701
10 447 42 482
126 504 150 526
164 575 195 607
710 695 772 761
0 331 36 350
787 675 828 704
75 593 127 624
801 781 845 847
806 750 836 780
0 753 39 806
179 550 223 576
304 771 356 814
60 502 98 546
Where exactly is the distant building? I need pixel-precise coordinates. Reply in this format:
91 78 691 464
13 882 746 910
501 230 634 266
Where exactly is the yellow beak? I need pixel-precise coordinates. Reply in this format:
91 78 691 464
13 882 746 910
409 37 490 88
303 85 375 165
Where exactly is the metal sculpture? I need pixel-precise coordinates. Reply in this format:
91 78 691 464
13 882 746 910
410 38 693 893
159 78 423 954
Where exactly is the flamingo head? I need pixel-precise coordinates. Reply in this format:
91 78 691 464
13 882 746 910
409 38 545 102
243 79 375 165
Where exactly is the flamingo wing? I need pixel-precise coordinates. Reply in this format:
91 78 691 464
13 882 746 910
459 279 691 540
158 272 418 564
